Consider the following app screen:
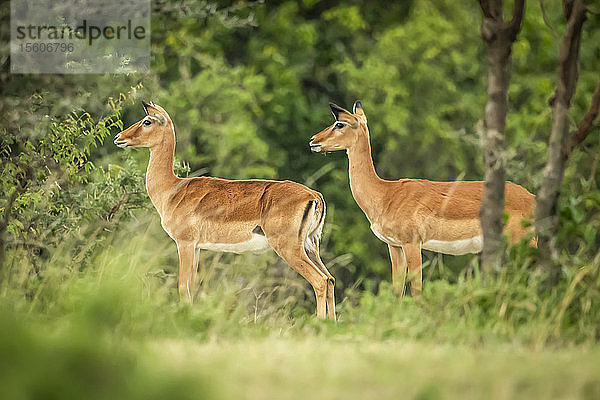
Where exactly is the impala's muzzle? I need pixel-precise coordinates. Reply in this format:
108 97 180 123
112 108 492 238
114 133 129 148
309 138 322 153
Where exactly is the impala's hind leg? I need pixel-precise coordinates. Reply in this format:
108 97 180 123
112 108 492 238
273 242 329 319
261 198 335 320
305 238 336 321
263 220 329 319
506 212 537 247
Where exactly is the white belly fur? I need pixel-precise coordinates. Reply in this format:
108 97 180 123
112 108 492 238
422 236 483 255
370 225 402 246
196 234 271 254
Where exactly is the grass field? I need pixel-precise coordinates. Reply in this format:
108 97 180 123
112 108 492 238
149 339 600 399
2 220 600 399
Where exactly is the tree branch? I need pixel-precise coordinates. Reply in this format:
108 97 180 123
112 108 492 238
567 81 600 155
552 0 587 108
509 0 526 33
540 0 559 37
563 0 575 20
478 0 497 19
106 192 130 221
535 0 589 285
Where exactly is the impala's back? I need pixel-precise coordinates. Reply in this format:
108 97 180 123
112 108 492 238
385 179 535 253
159 176 324 250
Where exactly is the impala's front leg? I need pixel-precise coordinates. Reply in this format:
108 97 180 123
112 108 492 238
388 245 407 297
403 243 422 297
176 240 196 303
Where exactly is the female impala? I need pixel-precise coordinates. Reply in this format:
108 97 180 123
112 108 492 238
114 102 336 320
309 101 535 297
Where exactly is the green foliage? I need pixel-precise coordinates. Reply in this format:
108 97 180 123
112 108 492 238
0 91 149 266
1 1 600 396
160 62 275 178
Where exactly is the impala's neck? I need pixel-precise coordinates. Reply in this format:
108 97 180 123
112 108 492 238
346 129 385 218
146 132 179 215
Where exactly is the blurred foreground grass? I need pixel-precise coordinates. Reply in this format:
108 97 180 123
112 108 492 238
1 219 600 399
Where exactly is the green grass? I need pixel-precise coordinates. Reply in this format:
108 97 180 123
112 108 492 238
1 219 600 399
147 339 600 400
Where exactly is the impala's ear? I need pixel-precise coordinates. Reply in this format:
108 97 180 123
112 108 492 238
353 100 366 123
329 102 349 120
155 114 167 125
142 101 167 125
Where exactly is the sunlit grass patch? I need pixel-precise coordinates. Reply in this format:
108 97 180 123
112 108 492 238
144 337 600 400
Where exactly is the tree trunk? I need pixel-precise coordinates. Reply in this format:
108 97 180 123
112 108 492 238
478 0 525 272
535 0 590 284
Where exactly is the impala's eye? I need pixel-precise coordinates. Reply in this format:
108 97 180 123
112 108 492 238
143 119 152 126
334 122 345 129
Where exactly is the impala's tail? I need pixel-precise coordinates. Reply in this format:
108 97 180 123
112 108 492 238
299 194 326 255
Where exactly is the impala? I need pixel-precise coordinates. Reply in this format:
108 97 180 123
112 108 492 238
114 102 336 320
309 101 535 297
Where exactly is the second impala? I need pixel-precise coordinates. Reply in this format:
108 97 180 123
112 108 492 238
309 101 535 297
114 102 336 320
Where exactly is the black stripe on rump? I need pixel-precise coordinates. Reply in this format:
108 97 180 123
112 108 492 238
298 200 316 239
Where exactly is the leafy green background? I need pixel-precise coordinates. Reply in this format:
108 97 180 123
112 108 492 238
1 1 600 398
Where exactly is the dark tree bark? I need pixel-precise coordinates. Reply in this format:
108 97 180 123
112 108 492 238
567 82 600 156
536 0 598 284
478 0 525 272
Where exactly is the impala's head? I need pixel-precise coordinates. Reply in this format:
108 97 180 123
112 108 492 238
114 101 174 149
309 100 368 153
